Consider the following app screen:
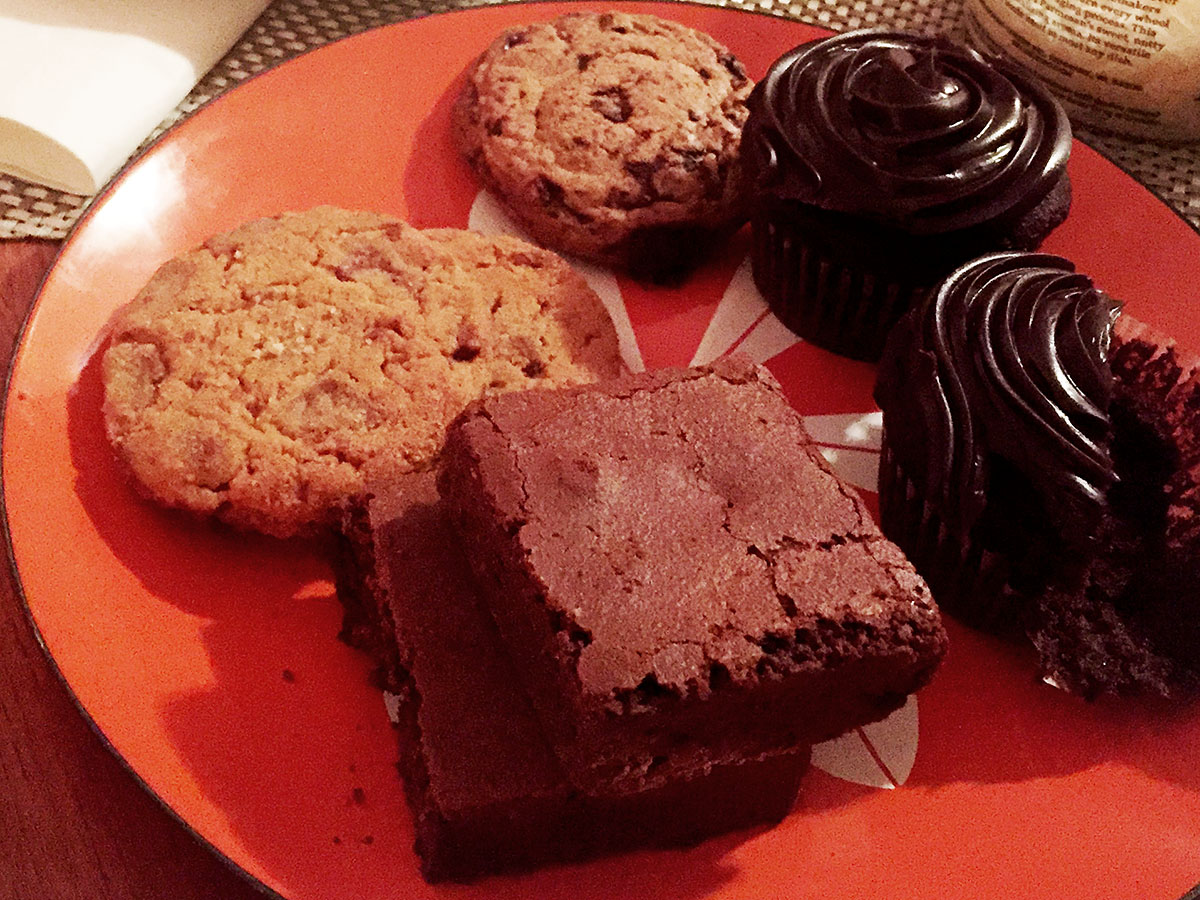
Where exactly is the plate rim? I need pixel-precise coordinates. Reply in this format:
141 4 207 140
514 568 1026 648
3 3 1199 899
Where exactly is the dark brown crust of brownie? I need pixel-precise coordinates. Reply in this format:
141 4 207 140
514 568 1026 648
334 493 405 693
437 357 947 792
335 470 808 882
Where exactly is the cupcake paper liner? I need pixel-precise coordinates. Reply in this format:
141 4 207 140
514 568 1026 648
750 213 922 361
877 433 1015 630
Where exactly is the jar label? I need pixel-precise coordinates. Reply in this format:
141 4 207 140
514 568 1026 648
964 0 1200 141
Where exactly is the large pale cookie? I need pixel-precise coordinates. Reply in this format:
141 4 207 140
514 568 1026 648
102 206 624 537
454 11 753 280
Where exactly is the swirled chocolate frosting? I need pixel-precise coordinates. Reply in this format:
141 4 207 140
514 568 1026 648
744 31 1071 235
875 252 1121 544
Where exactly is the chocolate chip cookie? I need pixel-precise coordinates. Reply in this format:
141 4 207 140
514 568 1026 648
101 206 624 538
453 11 754 281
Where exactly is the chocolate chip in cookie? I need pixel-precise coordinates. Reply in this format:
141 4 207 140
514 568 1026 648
453 11 754 280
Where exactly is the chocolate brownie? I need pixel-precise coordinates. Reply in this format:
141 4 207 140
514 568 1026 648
101 206 623 537
437 357 947 792
875 251 1200 698
336 471 808 882
453 11 753 281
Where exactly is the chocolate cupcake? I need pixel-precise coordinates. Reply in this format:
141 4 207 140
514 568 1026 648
874 251 1200 699
743 31 1072 361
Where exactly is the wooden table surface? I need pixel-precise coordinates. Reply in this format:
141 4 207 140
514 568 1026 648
0 241 263 900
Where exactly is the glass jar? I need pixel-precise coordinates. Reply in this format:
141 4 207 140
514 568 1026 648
963 0 1200 142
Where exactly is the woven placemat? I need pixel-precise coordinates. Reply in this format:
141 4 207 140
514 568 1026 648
3 0 1198 240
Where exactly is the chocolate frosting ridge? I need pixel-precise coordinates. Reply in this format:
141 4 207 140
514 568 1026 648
745 30 1071 234
875 252 1121 545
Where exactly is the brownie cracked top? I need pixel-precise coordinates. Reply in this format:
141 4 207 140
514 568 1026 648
443 358 946 704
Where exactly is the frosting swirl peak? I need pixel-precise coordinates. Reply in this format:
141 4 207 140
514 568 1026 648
745 31 1071 234
875 252 1121 544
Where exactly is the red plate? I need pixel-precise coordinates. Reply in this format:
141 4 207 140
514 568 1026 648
5 4 1200 898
